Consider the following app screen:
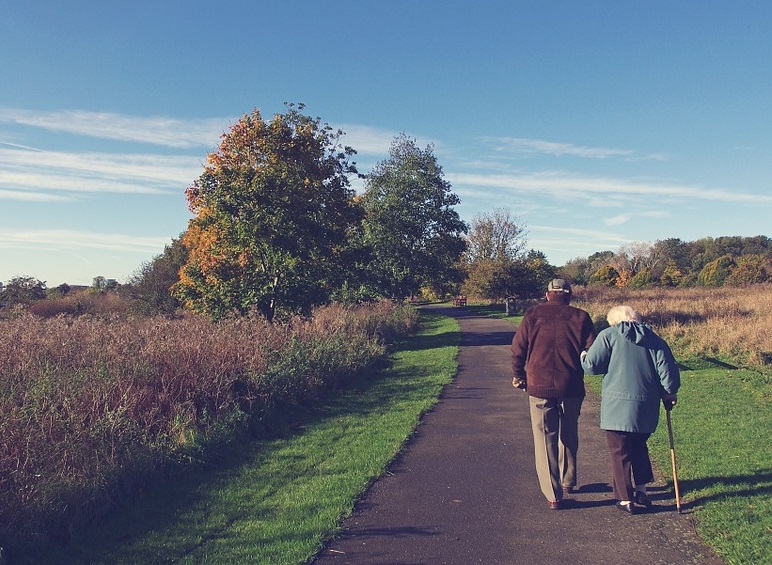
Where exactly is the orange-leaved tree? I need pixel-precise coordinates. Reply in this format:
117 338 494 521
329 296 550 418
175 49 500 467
172 104 360 321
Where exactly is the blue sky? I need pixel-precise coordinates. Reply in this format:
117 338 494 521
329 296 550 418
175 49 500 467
1 1 770 287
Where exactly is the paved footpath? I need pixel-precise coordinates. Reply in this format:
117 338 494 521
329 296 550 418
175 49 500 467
314 306 723 565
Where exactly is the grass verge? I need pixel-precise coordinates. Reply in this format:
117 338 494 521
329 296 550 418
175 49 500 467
28 310 460 565
585 360 770 565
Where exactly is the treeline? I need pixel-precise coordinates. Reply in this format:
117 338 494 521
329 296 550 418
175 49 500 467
559 235 771 288
1 103 769 318
2 230 769 321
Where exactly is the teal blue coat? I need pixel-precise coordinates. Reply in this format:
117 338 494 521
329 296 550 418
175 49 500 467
581 322 680 433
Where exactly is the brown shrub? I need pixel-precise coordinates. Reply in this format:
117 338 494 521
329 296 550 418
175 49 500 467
0 300 416 551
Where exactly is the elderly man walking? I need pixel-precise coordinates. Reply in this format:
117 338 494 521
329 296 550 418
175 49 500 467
511 279 596 509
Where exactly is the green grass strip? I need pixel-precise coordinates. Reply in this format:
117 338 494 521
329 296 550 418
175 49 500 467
586 364 771 565
32 311 459 565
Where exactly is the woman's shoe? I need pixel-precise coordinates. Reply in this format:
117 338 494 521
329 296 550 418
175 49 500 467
615 501 636 514
634 491 652 508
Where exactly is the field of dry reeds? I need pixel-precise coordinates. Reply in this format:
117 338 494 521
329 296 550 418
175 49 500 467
573 285 772 368
0 301 418 551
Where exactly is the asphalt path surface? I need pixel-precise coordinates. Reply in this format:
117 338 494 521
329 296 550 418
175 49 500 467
314 305 723 565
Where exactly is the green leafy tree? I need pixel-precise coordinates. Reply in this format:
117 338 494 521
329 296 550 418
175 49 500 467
589 264 620 287
558 256 591 286
697 255 735 287
46 283 71 299
516 250 557 297
0 276 46 310
740 235 771 256
361 134 467 299
725 254 769 286
628 267 652 288
326 201 381 304
172 104 359 321
128 236 188 315
690 237 725 273
90 276 118 293
586 250 615 276
660 259 685 287
651 238 692 280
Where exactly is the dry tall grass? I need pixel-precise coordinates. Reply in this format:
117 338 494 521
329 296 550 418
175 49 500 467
0 300 418 551
573 285 772 368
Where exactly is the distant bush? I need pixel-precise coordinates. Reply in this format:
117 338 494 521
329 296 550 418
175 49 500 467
588 264 619 287
726 254 769 286
627 268 652 288
0 300 417 553
698 255 735 286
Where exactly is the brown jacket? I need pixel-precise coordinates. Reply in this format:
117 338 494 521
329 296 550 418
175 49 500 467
511 302 595 399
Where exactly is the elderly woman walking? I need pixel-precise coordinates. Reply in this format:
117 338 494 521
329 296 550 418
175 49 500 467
581 305 680 514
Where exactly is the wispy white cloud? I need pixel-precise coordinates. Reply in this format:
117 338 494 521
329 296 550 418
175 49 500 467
0 170 171 195
604 213 631 226
0 140 44 151
477 136 667 162
640 210 670 219
528 225 634 257
534 225 629 239
0 146 199 198
0 188 73 202
449 171 772 204
0 228 170 252
0 107 227 148
337 124 398 155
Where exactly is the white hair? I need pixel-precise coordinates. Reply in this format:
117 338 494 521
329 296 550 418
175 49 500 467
607 305 640 325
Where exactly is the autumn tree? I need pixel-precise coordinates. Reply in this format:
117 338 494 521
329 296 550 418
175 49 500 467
172 104 359 321
360 134 467 299
464 208 527 263
564 235 771 288
660 259 685 287
461 209 553 300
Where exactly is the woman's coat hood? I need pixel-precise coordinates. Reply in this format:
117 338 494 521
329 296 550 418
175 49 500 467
614 321 656 347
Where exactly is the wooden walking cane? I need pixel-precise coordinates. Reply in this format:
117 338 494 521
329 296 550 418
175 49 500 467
665 404 682 514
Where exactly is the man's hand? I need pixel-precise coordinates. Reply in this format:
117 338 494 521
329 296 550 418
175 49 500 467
512 377 527 391
662 394 677 411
